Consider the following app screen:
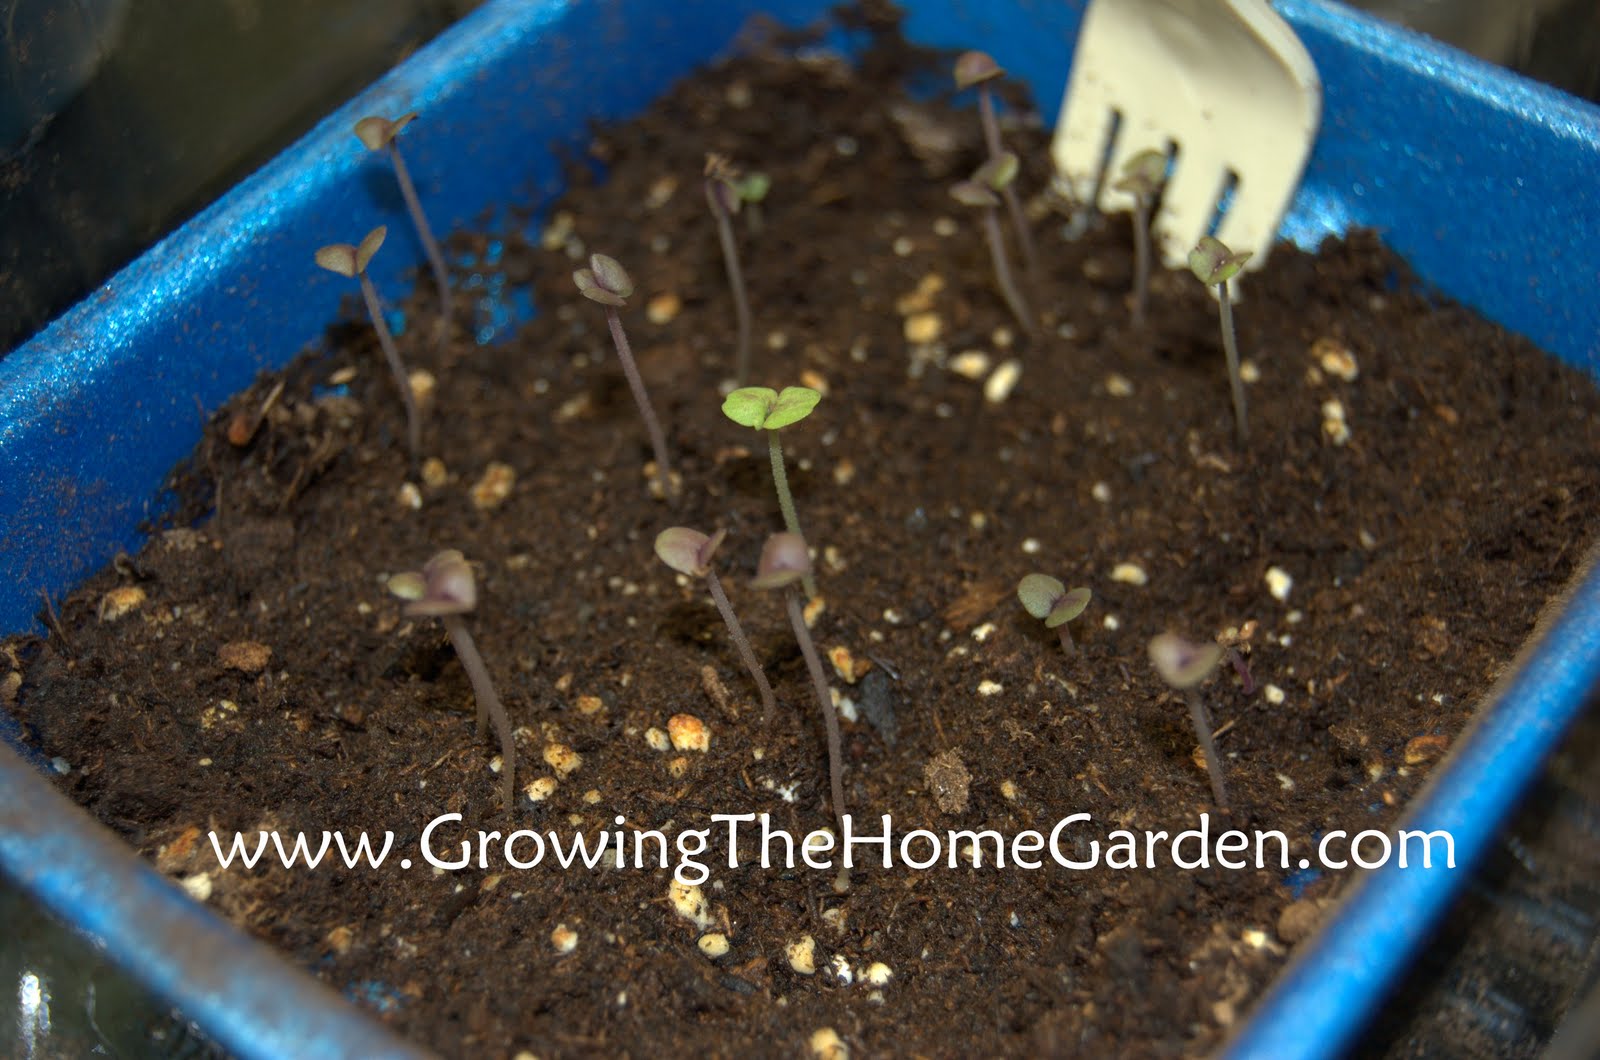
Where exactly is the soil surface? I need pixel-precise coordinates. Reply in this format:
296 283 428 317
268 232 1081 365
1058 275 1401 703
9 7 1600 1057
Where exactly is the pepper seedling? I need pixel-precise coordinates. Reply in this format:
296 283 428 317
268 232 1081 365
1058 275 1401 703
954 51 1040 293
388 550 515 813
704 153 762 387
1016 574 1092 654
353 114 452 329
1148 632 1229 810
1187 235 1253 446
752 532 846 830
951 155 1037 338
655 526 778 722
315 226 422 462
574 253 676 499
721 385 821 598
1112 148 1167 329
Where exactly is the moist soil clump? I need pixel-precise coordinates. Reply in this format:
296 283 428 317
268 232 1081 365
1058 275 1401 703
9 9 1600 1057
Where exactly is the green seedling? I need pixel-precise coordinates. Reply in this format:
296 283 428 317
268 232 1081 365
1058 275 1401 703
574 253 675 499
655 526 778 722
1017 574 1092 654
1113 148 1167 329
1148 632 1229 810
388 550 515 813
954 51 1040 293
1187 235 1253 445
704 154 765 386
753 532 845 829
721 385 821 598
951 154 1037 338
354 114 452 333
315 226 421 462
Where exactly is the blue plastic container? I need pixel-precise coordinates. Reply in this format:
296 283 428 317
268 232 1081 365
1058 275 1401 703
2 1 1597 1057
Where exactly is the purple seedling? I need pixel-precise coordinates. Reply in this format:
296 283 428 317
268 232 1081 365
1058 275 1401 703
574 253 675 500
315 227 421 462
655 526 778 722
1148 632 1229 810
354 114 452 332
704 154 758 386
953 51 1040 294
1113 148 1167 329
951 155 1037 338
721 385 821 599
753 532 846 829
388 550 515 813
1017 574 1092 654
1188 235 1254 446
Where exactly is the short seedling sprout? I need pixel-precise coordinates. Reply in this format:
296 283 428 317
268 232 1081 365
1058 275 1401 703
951 155 1038 338
1017 574 1092 655
752 532 846 830
314 227 422 462
1113 148 1167 329
574 254 675 499
704 154 761 387
655 526 778 722
954 51 1040 293
388 550 516 813
1148 632 1229 810
721 385 821 598
1187 235 1253 445
354 114 452 330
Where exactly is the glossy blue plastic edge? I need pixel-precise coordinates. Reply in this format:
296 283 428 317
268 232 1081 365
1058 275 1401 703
1 1 1597 1058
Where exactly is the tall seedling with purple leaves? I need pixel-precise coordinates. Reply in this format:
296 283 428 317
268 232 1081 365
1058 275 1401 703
1113 148 1167 329
388 550 516 813
752 532 846 830
315 227 422 462
1148 632 1229 810
655 526 778 722
704 154 767 387
951 154 1037 338
574 254 676 499
721 385 820 598
354 114 452 330
1188 235 1253 445
954 51 1040 293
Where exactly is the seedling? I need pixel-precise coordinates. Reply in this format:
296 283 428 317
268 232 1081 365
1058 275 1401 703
1113 148 1167 329
951 155 1037 338
1016 574 1092 654
1187 235 1253 445
354 114 452 333
752 532 845 828
721 385 821 598
315 227 421 462
574 253 675 499
655 526 778 722
388 550 515 813
953 51 1040 293
704 154 762 386
1148 632 1229 809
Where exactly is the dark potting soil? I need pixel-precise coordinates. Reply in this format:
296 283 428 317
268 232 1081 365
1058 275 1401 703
9 7 1600 1057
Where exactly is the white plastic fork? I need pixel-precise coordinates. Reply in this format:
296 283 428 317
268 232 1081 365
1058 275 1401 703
1052 0 1321 272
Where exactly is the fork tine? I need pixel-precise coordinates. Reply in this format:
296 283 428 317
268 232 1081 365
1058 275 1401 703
1051 87 1117 210
1154 149 1234 269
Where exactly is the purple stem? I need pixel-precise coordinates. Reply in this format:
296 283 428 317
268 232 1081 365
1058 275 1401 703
1217 284 1249 445
786 588 846 829
1226 647 1256 695
356 271 421 463
1131 196 1152 329
602 306 674 499
978 85 1041 293
980 207 1037 338
704 570 778 723
386 144 452 326
705 181 753 387
441 614 515 814
1056 625 1076 656
1186 689 1229 810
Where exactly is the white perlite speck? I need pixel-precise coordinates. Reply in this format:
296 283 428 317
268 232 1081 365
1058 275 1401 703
984 358 1023 403
1265 566 1293 602
978 680 1004 697
1111 562 1148 586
